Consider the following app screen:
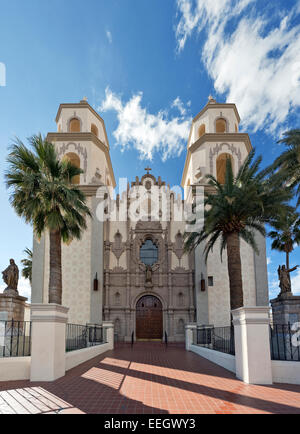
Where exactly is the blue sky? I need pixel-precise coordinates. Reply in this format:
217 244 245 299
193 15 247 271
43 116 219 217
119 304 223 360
0 0 300 301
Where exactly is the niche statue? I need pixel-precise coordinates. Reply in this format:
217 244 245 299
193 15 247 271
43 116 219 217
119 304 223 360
145 265 153 286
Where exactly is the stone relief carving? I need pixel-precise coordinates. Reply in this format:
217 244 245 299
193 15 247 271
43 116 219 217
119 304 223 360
209 143 242 174
90 168 102 185
173 231 184 260
111 231 125 261
57 142 88 182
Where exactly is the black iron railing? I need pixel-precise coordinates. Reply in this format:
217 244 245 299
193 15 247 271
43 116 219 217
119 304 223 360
270 323 300 362
194 326 235 356
0 320 32 358
66 324 105 353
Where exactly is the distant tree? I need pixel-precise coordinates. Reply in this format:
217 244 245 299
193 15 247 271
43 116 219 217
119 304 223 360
269 210 300 270
5 135 91 305
272 129 300 202
21 247 32 284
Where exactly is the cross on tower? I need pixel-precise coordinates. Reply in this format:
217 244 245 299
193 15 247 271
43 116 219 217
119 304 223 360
145 167 152 174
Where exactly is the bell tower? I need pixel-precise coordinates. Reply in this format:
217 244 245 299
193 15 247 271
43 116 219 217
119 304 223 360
181 97 268 326
32 99 116 325
47 98 116 190
181 96 252 199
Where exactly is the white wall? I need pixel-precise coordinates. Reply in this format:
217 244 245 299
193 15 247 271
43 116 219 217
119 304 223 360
190 344 236 374
0 357 30 381
66 343 111 371
272 361 300 385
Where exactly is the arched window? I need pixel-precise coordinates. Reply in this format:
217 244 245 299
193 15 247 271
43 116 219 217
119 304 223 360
216 118 227 134
217 153 234 184
69 118 81 133
64 152 81 184
198 124 206 138
140 239 158 266
91 123 98 137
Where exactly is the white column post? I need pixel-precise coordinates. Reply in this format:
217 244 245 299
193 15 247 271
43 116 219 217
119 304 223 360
185 323 197 351
103 321 114 350
30 304 69 382
232 307 273 385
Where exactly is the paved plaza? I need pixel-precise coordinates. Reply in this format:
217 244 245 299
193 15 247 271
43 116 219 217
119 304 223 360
0 343 300 414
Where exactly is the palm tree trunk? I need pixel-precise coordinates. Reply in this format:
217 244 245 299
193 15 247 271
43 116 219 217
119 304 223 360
227 232 244 311
286 251 290 270
48 230 62 305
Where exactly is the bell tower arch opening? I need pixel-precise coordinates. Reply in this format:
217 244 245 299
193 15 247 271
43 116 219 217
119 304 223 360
216 153 234 184
63 152 81 184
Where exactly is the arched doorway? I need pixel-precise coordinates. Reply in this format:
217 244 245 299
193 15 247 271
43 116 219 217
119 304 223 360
136 296 163 340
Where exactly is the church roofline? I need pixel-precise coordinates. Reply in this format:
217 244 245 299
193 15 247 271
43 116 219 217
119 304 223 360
193 102 241 124
47 132 116 188
181 133 253 187
55 100 111 150
131 174 166 187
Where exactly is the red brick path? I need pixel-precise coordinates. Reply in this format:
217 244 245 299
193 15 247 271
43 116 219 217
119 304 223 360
0 343 300 414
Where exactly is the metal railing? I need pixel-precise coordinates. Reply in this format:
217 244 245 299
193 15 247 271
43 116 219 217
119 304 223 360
66 324 106 353
0 320 32 358
270 323 300 362
193 326 235 356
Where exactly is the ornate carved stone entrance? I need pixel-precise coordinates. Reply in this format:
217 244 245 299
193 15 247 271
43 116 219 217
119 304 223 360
136 295 163 340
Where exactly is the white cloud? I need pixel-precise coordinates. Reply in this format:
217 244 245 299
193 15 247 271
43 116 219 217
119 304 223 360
0 277 31 302
291 268 300 296
172 97 187 116
267 257 272 265
175 0 300 134
99 88 192 161
106 30 112 44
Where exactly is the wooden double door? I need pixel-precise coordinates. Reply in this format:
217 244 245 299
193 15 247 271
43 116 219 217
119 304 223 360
136 296 163 340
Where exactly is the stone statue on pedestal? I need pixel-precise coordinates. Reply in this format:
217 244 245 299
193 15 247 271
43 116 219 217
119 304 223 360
2 259 19 296
278 264 298 296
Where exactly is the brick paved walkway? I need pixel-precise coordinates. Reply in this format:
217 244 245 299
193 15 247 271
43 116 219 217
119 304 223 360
0 343 300 414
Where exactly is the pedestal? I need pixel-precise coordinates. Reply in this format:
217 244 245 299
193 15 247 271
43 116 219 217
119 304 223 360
232 307 272 385
185 323 197 351
102 321 114 350
270 293 300 324
0 294 28 322
30 304 69 382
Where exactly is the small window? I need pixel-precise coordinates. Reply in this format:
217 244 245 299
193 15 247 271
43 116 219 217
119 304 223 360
208 276 214 287
91 123 98 137
198 124 206 138
69 118 81 133
140 239 158 266
216 118 227 133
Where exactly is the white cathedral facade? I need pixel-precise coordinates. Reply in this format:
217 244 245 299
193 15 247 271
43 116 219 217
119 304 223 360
31 98 269 342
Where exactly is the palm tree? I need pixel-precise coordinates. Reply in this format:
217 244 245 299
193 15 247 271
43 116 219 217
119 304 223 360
5 135 91 305
269 210 300 270
184 151 292 311
21 247 33 284
272 129 300 202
